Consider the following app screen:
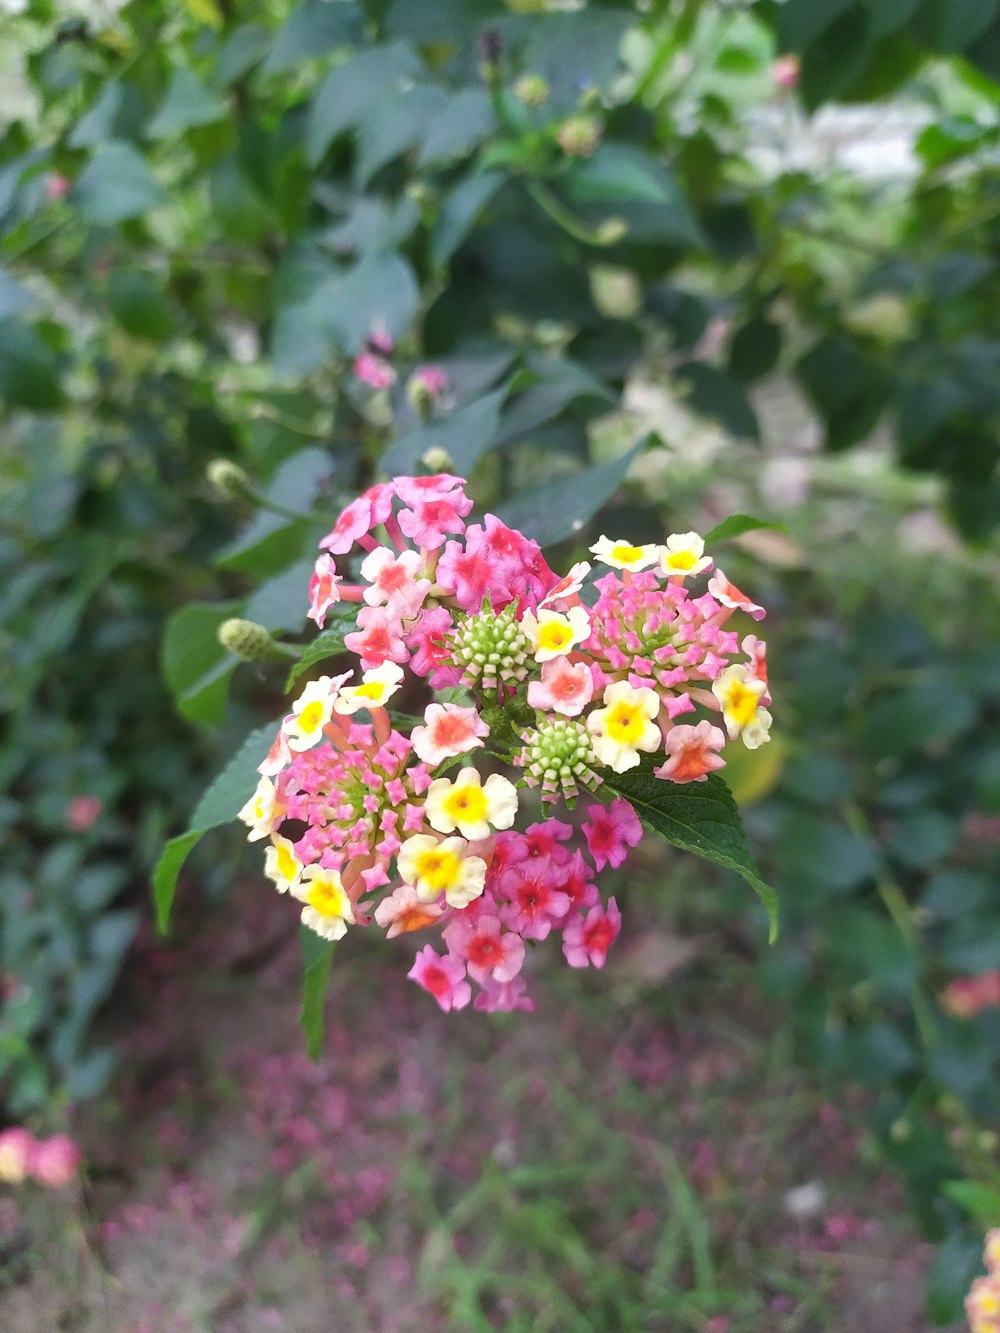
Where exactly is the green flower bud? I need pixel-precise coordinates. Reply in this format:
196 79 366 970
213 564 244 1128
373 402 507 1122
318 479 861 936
207 458 253 502
517 717 600 806
449 600 530 694
515 74 549 107
556 115 601 159
218 618 279 663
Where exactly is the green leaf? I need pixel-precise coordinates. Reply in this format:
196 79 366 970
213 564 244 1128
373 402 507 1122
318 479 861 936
152 723 278 933
211 24 271 88
942 1179 1000 1226
0 267 37 320
704 514 786 543
777 0 854 47
601 767 779 942
926 1231 984 1324
261 0 362 76
215 447 334 575
75 142 165 225
161 602 238 725
494 439 646 547
382 387 507 476
108 266 176 341
674 362 759 441
727 317 781 382
417 89 497 166
0 318 64 411
243 559 313 635
564 145 704 249
146 66 228 139
285 619 352 691
355 85 449 187
495 355 615 447
431 171 504 268
306 43 422 166
300 928 335 1061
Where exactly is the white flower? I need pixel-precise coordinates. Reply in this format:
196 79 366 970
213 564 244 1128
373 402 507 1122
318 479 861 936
424 769 519 840
264 835 302 893
237 775 284 842
712 664 770 747
589 536 659 571
520 605 591 662
397 835 487 909
586 681 661 773
659 532 712 578
292 865 355 940
334 662 405 714
283 674 348 750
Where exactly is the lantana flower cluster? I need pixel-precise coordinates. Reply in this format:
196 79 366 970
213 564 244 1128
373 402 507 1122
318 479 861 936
967 1230 1000 1333
239 475 773 1012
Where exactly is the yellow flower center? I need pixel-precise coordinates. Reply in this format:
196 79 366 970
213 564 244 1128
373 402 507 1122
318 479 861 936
611 543 645 563
276 844 299 881
606 701 644 743
414 847 463 891
306 876 348 919
443 785 487 823
665 549 696 571
537 622 573 652
724 681 759 727
254 796 266 820
298 701 325 733
355 681 385 701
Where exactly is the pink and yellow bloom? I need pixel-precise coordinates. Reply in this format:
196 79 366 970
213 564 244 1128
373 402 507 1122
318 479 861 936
424 769 519 841
586 681 662 772
411 702 488 765
521 605 591 662
527 657 595 717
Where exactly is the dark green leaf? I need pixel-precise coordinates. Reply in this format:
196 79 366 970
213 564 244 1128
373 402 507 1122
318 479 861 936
300 928 335 1061
215 447 334 575
565 145 704 248
152 723 278 933
704 514 785 543
355 86 449 187
0 319 64 411
727 318 781 382
494 439 646 547
261 0 362 75
674 362 759 441
146 67 228 139
0 268 37 320
243 559 313 635
942 1180 1000 1227
306 43 422 166
286 620 353 691
212 24 271 88
602 767 779 942
926 1232 986 1324
382 387 507 476
418 89 497 166
108 267 176 341
431 171 504 268
778 0 854 48
75 142 165 225
161 602 238 725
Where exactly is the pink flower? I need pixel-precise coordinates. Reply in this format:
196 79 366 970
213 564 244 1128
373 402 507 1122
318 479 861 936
582 799 643 871
398 492 473 550
308 553 342 627
941 971 1000 1018
29 1134 80 1187
498 859 571 941
67 795 103 832
374 885 444 939
353 351 396 388
527 657 594 717
654 720 727 784
320 484 395 555
474 975 536 1013
367 326 394 356
561 850 599 913
434 540 494 611
443 913 525 986
405 606 462 689
360 546 430 619
407 946 472 1011
258 724 293 777
742 633 770 702
411 703 488 765
344 606 409 669
562 897 621 968
0 1128 34 1183
707 570 765 621
772 55 800 89
394 474 468 506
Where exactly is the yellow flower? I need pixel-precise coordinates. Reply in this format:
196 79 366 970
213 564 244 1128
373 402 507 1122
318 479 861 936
586 681 661 773
520 605 591 662
264 834 302 893
659 532 712 578
334 662 404 714
283 675 342 750
589 535 659 572
424 769 519 840
712 665 771 749
396 835 487 909
292 865 355 941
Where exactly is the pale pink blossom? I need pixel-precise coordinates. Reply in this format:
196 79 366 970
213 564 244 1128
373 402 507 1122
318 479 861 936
742 633 770 703
539 560 591 609
474 974 536 1013
393 474 467 506
258 723 293 777
320 484 395 555
404 606 462 689
411 703 488 765
67 796 103 831
344 606 409 669
443 913 525 986
527 657 594 717
308 553 342 627
353 351 396 388
407 946 472 1011
29 1134 80 1187
398 492 472 550
434 540 494 611
708 569 766 621
360 546 430 619
582 799 643 871
562 897 621 969
654 720 727 784
772 55 800 88
374 885 445 939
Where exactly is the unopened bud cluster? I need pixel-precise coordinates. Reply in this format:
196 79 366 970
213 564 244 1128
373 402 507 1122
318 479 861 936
448 600 530 693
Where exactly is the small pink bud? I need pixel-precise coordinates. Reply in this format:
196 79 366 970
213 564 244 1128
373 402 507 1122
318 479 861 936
68 795 103 831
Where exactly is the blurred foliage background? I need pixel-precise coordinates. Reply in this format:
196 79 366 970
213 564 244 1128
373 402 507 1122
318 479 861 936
2 0 1000 1324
